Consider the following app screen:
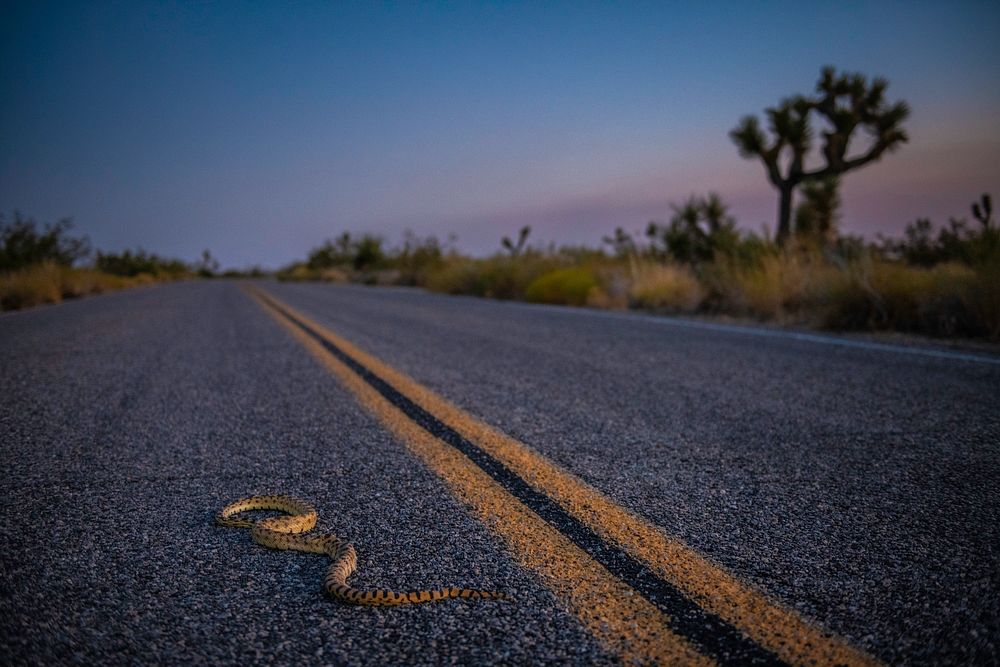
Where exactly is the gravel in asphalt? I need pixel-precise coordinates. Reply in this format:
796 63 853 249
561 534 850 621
268 281 1000 665
1 282 612 666
2 280 999 665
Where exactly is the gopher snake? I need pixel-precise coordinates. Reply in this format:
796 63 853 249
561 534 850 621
216 495 507 605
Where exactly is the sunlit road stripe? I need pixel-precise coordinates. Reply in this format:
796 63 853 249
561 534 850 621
250 288 711 666
249 287 879 666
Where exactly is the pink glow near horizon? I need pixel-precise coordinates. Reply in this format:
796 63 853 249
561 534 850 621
438 117 1000 255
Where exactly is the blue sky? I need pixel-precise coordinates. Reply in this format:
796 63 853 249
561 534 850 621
2 1 998 267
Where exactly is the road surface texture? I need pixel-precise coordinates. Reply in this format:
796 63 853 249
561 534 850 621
2 280 997 666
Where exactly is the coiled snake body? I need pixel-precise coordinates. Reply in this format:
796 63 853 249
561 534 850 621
216 495 506 606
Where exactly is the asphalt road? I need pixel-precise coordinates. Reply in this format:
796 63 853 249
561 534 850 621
1 280 998 666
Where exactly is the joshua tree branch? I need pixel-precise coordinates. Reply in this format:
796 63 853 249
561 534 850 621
800 136 892 181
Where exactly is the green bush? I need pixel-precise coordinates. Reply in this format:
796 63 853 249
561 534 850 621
524 267 598 306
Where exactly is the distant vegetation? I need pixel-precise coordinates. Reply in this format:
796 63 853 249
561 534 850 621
5 67 997 340
278 190 999 340
0 212 90 270
93 249 191 279
0 212 226 311
271 71 997 341
277 231 446 286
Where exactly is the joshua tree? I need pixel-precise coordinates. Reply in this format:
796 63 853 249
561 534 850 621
731 67 909 244
972 193 993 229
602 227 638 259
197 249 220 277
501 225 531 257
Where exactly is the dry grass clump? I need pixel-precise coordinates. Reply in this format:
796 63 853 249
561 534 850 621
705 251 822 319
0 262 153 311
698 250 999 338
732 253 811 318
963 258 1000 339
422 258 481 295
817 258 995 336
585 264 630 309
1 262 64 308
628 263 705 312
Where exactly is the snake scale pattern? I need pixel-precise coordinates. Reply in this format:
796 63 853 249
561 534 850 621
216 494 507 606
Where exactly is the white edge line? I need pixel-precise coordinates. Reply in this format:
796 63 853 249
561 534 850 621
502 299 1000 366
269 282 1000 367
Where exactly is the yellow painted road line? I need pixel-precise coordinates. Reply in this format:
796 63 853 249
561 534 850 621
249 286 879 667
250 287 711 666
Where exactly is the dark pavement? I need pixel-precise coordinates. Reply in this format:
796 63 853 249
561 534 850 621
2 280 997 665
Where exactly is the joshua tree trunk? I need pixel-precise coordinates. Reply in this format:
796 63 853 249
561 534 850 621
777 185 793 244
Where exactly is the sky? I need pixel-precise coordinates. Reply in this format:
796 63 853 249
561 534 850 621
1 1 999 268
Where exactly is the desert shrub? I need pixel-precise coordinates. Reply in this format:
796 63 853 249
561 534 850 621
962 255 1000 339
0 212 90 270
628 263 704 312
704 250 820 319
394 232 445 285
305 232 386 274
731 254 805 318
817 259 990 336
422 257 482 294
884 194 999 267
717 231 776 267
95 249 190 277
307 233 353 269
524 267 598 306
307 232 386 272
646 193 740 264
426 253 563 300
221 266 269 279
352 235 385 271
427 251 562 299
477 254 562 299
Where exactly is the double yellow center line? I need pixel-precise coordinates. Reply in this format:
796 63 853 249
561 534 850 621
249 286 878 667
